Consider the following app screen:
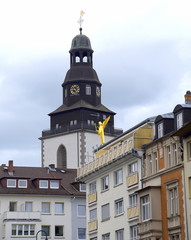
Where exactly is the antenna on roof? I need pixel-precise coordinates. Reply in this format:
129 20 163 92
78 10 85 34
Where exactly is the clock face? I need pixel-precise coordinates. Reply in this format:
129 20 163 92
96 86 100 97
70 85 80 95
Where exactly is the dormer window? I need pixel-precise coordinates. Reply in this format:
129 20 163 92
50 180 59 189
18 179 27 188
177 112 183 129
7 179 16 188
39 180 48 189
86 85 91 95
80 183 86 192
158 123 163 138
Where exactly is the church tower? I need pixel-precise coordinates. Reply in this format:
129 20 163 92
40 27 121 169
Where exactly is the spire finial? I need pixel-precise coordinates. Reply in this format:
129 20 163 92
78 10 85 34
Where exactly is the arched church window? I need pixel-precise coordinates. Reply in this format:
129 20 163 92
83 56 88 62
86 85 91 95
76 56 80 63
57 145 67 168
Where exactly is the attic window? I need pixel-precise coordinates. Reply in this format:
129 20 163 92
50 180 59 189
7 179 16 188
80 183 86 192
18 179 27 188
158 123 163 138
177 112 183 129
39 180 48 189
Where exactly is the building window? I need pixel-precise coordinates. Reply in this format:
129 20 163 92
188 142 191 161
141 195 150 221
39 180 48 189
50 180 59 189
80 183 86 192
86 84 91 95
115 229 124 240
102 233 110 240
12 224 35 236
130 225 139 240
177 112 183 129
171 234 180 240
65 88 67 97
158 123 163 138
114 169 123 185
169 186 179 216
102 203 110 221
129 193 138 208
55 226 64 237
78 205 86 217
78 228 86 240
57 144 67 168
173 144 178 165
42 226 50 237
128 162 138 175
148 154 152 175
55 202 64 214
154 152 158 172
89 208 97 221
10 202 17 212
7 179 16 188
115 198 124 216
101 175 109 191
89 181 96 194
25 202 32 212
18 179 27 188
41 202 50 214
167 145 172 167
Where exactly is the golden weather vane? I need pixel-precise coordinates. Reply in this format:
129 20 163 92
95 116 111 145
78 10 85 28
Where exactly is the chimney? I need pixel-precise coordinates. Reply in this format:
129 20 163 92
184 90 191 104
8 160 14 175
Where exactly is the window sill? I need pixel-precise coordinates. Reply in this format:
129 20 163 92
101 188 109 193
101 217 110 222
113 183 123 188
114 212 124 218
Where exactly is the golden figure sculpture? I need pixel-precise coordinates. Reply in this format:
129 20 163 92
95 116 110 145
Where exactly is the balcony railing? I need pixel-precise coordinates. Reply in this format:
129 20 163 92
168 215 180 229
88 192 97 204
127 172 139 187
127 206 138 219
3 211 41 221
139 220 162 235
88 220 97 232
42 123 122 137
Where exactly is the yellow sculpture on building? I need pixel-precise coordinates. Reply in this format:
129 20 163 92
95 116 110 145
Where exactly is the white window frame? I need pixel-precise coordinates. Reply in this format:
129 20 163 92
101 175 109 191
128 161 138 175
11 224 35 236
18 179 27 188
115 198 124 216
89 208 97 221
80 183 86 192
154 152 158 172
173 143 178 165
78 228 86 240
101 203 110 221
130 225 139 240
77 205 86 217
25 202 33 212
141 195 150 221
86 84 91 95
102 233 110 240
167 145 171 167
129 193 138 208
115 229 124 240
41 225 50 237
158 123 163 138
114 169 123 186
177 112 183 129
89 181 96 194
50 180 59 189
39 180 48 189
55 202 64 214
7 179 16 188
41 202 50 214
168 185 179 216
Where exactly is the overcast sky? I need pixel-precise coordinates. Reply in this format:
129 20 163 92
0 0 191 166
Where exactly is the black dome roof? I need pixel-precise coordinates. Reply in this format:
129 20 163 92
70 34 92 51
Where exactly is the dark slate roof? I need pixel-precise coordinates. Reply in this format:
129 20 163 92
0 166 85 196
62 66 101 85
70 34 92 51
49 100 115 115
